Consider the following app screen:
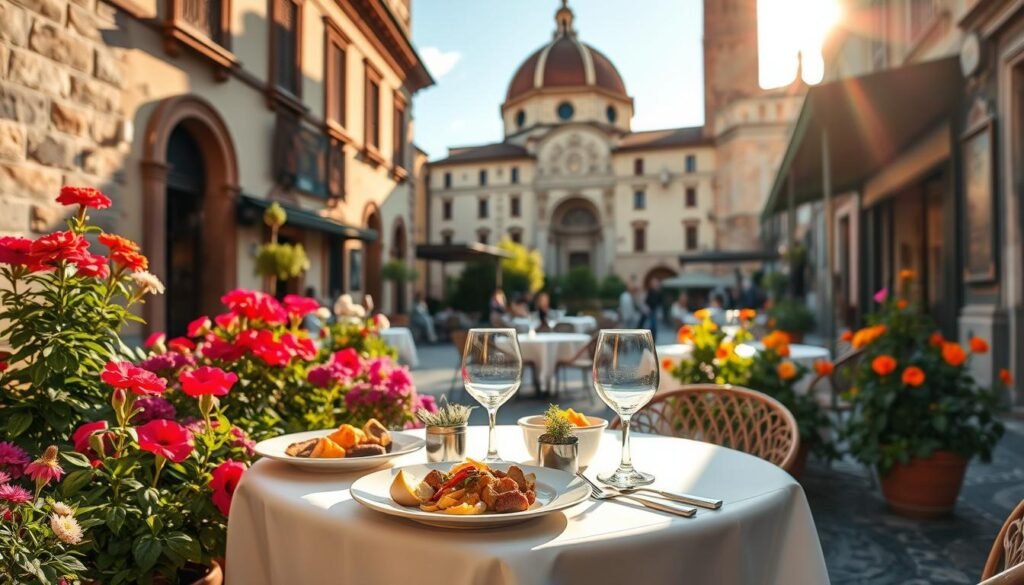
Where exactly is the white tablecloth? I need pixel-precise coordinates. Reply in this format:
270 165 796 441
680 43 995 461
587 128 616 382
657 343 832 393
380 327 419 367
518 332 591 389
226 426 829 585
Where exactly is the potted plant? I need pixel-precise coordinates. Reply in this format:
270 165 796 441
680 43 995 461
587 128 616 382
381 260 419 317
766 298 815 342
416 397 471 462
537 405 578 473
843 271 1005 517
254 203 309 292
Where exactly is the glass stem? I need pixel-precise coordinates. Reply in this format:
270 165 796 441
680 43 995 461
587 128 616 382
619 415 634 472
487 408 499 460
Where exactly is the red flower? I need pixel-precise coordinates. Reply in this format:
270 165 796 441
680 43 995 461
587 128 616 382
110 248 148 272
97 233 139 253
902 366 926 387
0 236 35 267
0 351 9 373
283 294 320 319
101 361 166 396
29 231 88 265
187 316 211 338
221 289 286 324
942 342 967 367
814 360 834 376
871 355 897 377
144 332 166 349
71 420 112 464
281 332 317 361
969 336 989 354
1000 368 1013 386
929 332 945 348
136 419 194 463
840 330 853 342
213 312 237 330
72 253 110 279
202 336 245 362
209 459 246 516
167 337 196 353
56 186 111 209
180 366 238 397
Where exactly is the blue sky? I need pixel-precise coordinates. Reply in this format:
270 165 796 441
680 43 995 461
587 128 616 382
410 0 704 159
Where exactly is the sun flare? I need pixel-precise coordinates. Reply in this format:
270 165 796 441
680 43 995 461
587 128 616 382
758 0 842 88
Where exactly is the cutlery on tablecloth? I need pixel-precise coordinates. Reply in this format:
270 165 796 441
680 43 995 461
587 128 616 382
616 487 722 510
576 473 696 518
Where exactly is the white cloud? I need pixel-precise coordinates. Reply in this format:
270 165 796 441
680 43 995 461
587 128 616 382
420 47 462 79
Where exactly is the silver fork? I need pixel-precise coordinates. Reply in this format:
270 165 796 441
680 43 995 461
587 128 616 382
576 473 696 517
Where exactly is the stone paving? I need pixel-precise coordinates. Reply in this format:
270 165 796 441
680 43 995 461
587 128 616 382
407 340 1024 584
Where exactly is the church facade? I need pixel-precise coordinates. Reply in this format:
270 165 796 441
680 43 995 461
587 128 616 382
424 0 804 297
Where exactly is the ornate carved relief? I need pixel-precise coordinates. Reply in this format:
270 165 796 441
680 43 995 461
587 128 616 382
541 131 610 177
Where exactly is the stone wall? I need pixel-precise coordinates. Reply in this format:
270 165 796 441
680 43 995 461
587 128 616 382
0 0 127 235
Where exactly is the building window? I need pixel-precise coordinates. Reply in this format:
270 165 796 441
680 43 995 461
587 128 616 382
169 0 230 47
515 110 526 129
271 0 302 96
441 231 453 245
443 172 452 188
685 224 699 250
510 167 519 184
364 62 382 153
478 230 489 245
685 154 696 173
442 199 452 220
633 190 646 210
324 24 347 128
634 158 644 176
479 169 487 186
685 187 697 208
633 226 646 252
606 105 617 123
393 93 406 168
510 195 521 218
557 101 574 120
478 198 489 219
509 230 522 244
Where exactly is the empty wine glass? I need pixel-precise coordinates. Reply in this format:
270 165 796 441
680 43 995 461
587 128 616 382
462 328 523 463
592 329 658 488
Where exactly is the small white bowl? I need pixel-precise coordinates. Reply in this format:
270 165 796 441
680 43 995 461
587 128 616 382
517 415 608 469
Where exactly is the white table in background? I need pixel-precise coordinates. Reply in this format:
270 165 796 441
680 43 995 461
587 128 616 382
379 327 419 368
556 315 598 333
517 331 591 391
227 426 830 585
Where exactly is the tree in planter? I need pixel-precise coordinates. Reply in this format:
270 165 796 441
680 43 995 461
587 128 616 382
598 274 627 306
381 259 419 314
254 203 310 293
448 241 544 315
766 298 815 340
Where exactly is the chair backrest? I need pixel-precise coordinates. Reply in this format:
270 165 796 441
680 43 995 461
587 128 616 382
613 384 800 473
597 316 620 329
450 329 469 358
553 322 576 333
388 314 410 327
982 499 1024 580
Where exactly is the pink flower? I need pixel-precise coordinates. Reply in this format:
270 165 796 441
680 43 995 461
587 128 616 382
283 294 320 319
874 288 889 303
136 420 194 463
209 460 246 516
221 289 287 324
71 253 110 279
186 316 211 338
0 442 30 478
25 446 63 488
71 421 112 465
133 396 177 424
414 394 437 414
213 312 237 330
0 484 32 504
334 348 361 375
167 336 196 353
144 332 166 349
202 337 245 362
0 470 10 485
180 366 238 397
56 186 111 209
101 361 166 396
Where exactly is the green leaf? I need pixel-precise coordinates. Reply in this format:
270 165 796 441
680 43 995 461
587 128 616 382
6 411 32 437
60 450 92 468
61 469 94 496
106 506 126 535
164 532 200 560
132 536 162 571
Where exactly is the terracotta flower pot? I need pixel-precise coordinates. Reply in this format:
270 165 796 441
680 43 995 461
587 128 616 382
154 561 223 585
879 450 968 518
787 443 809 480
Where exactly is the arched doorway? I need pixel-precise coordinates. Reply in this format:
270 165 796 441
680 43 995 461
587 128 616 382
364 204 383 308
143 95 239 335
391 218 408 314
550 197 601 275
643 266 677 289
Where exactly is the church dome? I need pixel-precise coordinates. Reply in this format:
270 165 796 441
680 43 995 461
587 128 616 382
505 2 628 104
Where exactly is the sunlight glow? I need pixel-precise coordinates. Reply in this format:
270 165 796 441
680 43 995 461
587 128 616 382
758 0 841 88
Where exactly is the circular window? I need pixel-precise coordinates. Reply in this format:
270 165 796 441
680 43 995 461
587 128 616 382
557 101 574 121
606 105 617 123
515 110 526 128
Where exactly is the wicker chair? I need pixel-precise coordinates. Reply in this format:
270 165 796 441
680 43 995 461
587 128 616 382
613 384 800 473
982 499 1024 582
806 348 865 419
553 322 576 333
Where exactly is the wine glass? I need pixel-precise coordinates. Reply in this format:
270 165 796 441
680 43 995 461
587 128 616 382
462 328 523 463
592 329 659 487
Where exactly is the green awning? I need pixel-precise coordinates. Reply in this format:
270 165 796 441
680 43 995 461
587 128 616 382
237 195 377 241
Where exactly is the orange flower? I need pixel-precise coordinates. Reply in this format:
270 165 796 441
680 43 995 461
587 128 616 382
840 330 853 342
694 309 710 321
661 358 674 371
896 299 908 310
762 330 791 351
899 269 916 281
928 332 944 348
814 360 834 376
901 366 925 387
941 342 967 367
677 326 692 343
969 336 989 354
777 360 797 380
767 318 777 329
739 309 756 322
852 324 887 348
872 355 897 376
1000 368 1013 386
715 342 733 360
777 345 791 357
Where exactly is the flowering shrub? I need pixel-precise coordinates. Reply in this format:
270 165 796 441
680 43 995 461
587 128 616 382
0 188 164 452
0 445 86 584
321 313 397 360
60 362 249 583
663 309 754 385
843 271 1005 472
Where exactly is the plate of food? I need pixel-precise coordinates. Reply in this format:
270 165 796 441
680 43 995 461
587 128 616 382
349 459 590 529
254 419 425 472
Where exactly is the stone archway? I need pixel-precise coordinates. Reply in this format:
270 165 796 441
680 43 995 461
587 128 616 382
550 197 602 276
391 217 408 313
142 95 239 335
363 203 384 308
643 266 677 289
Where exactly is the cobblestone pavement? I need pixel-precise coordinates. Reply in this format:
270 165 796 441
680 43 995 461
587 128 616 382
408 341 1024 584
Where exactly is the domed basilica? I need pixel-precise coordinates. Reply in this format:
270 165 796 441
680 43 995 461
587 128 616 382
425 0 805 294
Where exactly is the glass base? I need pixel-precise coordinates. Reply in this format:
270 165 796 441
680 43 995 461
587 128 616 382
598 468 655 488
482 454 505 464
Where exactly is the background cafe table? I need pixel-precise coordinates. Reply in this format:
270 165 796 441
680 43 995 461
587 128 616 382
226 426 829 585
379 326 419 368
517 331 592 392
656 342 832 393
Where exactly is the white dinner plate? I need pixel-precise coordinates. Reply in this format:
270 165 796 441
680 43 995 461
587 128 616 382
254 429 424 473
350 462 589 529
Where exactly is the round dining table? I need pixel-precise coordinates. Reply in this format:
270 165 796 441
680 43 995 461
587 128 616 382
226 426 829 585
517 331 592 391
379 326 419 368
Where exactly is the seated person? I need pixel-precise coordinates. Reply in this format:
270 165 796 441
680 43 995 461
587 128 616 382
409 292 437 343
669 292 695 328
534 291 553 331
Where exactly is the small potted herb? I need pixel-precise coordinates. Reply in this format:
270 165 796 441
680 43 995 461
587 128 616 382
417 397 474 462
537 404 579 473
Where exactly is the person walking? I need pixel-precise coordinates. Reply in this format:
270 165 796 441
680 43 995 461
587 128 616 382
644 278 664 342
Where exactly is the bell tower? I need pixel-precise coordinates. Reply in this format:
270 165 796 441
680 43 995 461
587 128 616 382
703 0 763 135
